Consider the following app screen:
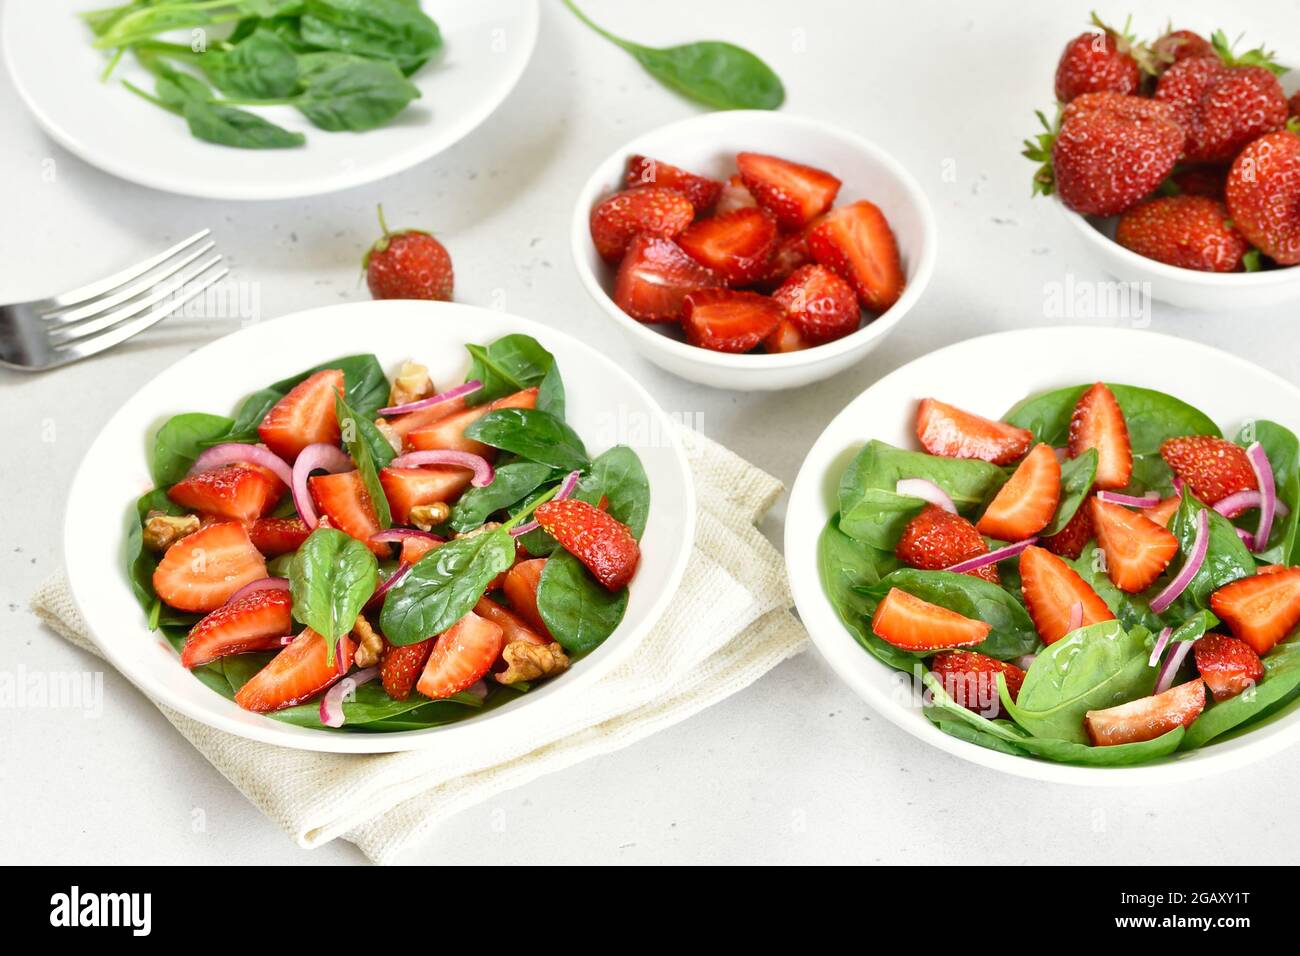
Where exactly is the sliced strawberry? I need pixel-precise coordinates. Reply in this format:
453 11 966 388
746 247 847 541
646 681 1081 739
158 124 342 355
624 155 722 212
755 231 813 289
416 610 505 699
406 387 537 456
248 516 310 556
1069 383 1132 490
399 535 440 565
715 174 757 215
475 595 548 646
309 470 386 556
676 207 778 284
871 588 991 651
180 587 292 669
234 627 354 712
977 444 1061 541
1084 679 1206 746
1041 494 1095 559
1194 633 1265 702
1210 568 1300 655
930 650 1025 719
736 151 842 230
378 466 473 525
1143 495 1181 528
534 498 640 590
589 186 694 263
152 522 268 613
1019 545 1115 645
257 369 344 463
763 318 810 353
1160 435 1258 505
896 504 999 584
806 200 904 313
1090 497 1180 593
613 234 722 323
167 465 281 524
503 558 550 636
771 264 859 343
915 398 1034 465
682 289 784 353
380 635 433 700
382 395 469 445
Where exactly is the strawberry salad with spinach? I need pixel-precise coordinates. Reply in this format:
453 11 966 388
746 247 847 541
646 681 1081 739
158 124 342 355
128 334 649 732
820 381 1300 765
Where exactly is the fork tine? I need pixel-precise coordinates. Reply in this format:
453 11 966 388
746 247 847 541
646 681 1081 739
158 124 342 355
48 253 224 343
40 240 217 326
48 262 229 368
41 230 212 311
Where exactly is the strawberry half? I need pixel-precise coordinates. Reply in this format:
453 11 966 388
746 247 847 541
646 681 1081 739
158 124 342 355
399 535 440 565
930 650 1025 719
1090 497 1179 593
167 464 281 524
871 588 991 651
383 396 469 445
915 398 1034 465
624 155 722 212
676 207 778 284
475 595 548 646
771 264 859 344
1084 679 1206 747
181 587 292 669
1019 544 1115 645
755 231 813 290
534 498 640 590
379 466 473 525
896 504 999 584
1194 633 1265 702
806 200 904 313
1041 494 1095 559
613 234 722 323
234 627 354 713
1143 495 1181 529
589 187 694 263
309 471 386 556
152 521 268 613
1159 435 1257 505
682 289 783 353
380 635 434 701
977 443 1061 541
503 558 550 636
416 610 505 699
736 151 842 230
1069 383 1132 490
763 318 810 353
257 368 344 463
248 516 311 556
715 174 757 215
406 387 537 455
1210 567 1300 655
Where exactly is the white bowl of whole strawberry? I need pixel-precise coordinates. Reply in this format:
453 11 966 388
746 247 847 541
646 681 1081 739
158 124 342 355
571 111 936 390
1025 15 1300 309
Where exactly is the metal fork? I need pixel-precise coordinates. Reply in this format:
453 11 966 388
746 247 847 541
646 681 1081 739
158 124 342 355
0 230 228 371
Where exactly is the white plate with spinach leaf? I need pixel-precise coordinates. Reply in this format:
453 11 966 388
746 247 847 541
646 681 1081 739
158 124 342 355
786 326 1300 784
4 0 539 199
63 300 694 752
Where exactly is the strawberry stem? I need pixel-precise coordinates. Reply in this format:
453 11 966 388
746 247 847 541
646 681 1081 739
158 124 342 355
376 203 391 238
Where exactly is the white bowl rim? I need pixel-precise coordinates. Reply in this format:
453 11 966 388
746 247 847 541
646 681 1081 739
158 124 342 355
786 324 1300 785
569 109 939 371
62 300 696 753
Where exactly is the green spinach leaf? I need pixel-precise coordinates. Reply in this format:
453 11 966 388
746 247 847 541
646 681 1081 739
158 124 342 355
206 30 299 99
1236 420 1300 565
1044 448 1096 536
464 334 564 416
464 408 590 472
1166 489 1254 613
289 528 378 658
537 550 629 655
294 56 420 131
151 412 236 487
1181 639 1300 749
183 98 306 149
449 461 554 533
816 516 911 670
299 0 441 73
581 445 650 540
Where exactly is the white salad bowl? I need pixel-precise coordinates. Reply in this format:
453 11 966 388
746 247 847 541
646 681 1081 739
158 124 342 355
786 325 1300 785
570 110 937 391
63 301 696 753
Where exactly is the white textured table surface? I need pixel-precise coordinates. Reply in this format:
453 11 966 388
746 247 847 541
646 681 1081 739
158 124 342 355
4 0 1299 865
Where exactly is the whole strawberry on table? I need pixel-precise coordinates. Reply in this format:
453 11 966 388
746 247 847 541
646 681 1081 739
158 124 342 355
129 334 649 731
820 380 1300 765
592 150 905 353
1025 14 1300 273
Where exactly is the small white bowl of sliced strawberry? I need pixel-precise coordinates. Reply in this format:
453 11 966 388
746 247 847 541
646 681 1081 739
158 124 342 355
571 110 937 390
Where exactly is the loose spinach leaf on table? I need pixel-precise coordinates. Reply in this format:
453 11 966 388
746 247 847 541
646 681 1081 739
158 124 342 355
1181 639 1300 749
380 527 515 645
1044 448 1097 536
537 550 629 655
449 461 555 533
299 0 441 73
289 527 378 661
464 408 590 472
464 334 564 417
816 516 911 670
336 392 393 528
151 412 236 487
1235 420 1300 565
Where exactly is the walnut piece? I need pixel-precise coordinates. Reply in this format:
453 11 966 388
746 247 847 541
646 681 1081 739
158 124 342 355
409 502 451 531
373 418 402 454
143 512 200 552
388 361 433 408
352 615 384 668
495 640 570 686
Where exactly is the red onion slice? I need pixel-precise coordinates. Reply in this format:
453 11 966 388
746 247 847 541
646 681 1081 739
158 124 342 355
319 666 379 727
944 537 1038 574
378 379 483 416
1095 490 1160 508
190 442 293 487
366 563 412 610
1149 509 1208 614
1172 476 1186 497
1066 601 1083 634
389 450 494 487
508 470 582 537
292 443 354 529
1236 527 1255 545
1214 490 1289 521
1148 626 1173 667
226 577 290 604
895 478 957 514
369 529 444 545
1247 442 1277 552
467 679 489 700
279 634 296 647
1154 641 1192 695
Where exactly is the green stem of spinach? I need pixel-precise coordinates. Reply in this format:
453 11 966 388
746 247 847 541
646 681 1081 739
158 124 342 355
122 79 179 114
502 484 563 531
559 0 633 51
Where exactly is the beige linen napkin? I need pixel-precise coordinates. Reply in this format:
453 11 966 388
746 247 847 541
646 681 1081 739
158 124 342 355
32 429 806 864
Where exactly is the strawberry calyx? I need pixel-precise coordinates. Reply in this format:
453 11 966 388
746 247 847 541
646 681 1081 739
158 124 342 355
362 203 434 270
1089 11 1158 75
1209 29 1288 76
1022 109 1060 197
